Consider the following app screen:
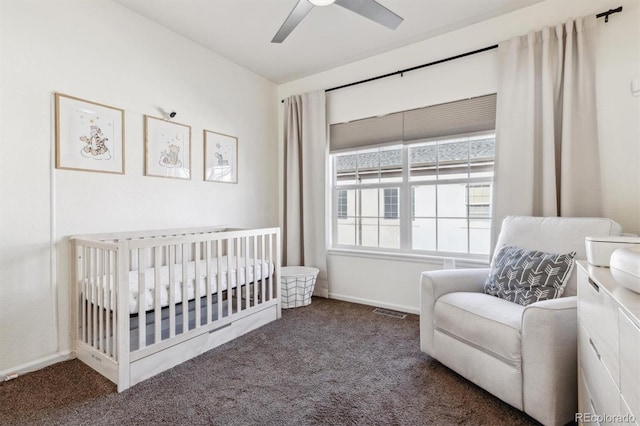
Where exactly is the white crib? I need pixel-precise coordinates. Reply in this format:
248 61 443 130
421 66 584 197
70 226 281 392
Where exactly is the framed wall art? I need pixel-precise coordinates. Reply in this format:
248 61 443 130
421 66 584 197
55 93 125 174
144 115 191 180
204 130 237 183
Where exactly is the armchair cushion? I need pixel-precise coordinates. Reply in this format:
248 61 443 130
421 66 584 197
435 292 525 365
483 245 576 305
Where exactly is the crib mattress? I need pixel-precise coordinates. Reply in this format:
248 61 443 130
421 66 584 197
84 256 273 314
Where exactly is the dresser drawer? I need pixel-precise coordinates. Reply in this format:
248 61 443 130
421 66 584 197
578 268 620 387
579 325 621 419
619 309 640 420
578 368 600 425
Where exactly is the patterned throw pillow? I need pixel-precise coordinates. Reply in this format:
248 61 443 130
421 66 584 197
483 245 576 306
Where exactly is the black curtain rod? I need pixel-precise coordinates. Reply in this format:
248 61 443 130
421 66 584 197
596 6 622 23
280 5 622 103
325 44 498 93
280 44 497 103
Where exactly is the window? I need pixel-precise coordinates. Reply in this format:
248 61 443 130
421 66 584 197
332 133 494 256
383 188 399 219
337 190 348 219
410 135 494 255
334 146 402 249
329 94 496 257
467 184 492 218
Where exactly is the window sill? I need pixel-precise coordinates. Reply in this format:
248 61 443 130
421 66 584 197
327 248 490 269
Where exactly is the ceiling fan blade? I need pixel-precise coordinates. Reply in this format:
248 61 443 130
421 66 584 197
334 0 403 30
271 0 315 43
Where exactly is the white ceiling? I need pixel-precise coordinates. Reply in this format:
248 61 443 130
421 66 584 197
114 0 545 84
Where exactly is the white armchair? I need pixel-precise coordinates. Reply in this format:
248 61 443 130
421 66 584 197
420 216 622 426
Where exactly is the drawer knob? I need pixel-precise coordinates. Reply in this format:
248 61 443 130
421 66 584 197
588 278 600 292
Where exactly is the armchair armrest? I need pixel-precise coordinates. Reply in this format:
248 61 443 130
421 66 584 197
521 296 578 426
419 268 489 356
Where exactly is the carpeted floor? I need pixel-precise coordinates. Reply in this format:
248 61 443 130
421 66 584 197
0 298 539 425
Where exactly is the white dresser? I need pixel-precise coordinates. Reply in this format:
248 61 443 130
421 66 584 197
577 261 640 425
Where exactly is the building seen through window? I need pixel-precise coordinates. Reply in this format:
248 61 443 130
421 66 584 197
337 189 348 219
383 188 399 219
332 133 494 256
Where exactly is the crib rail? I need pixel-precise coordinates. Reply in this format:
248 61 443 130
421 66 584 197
71 227 281 383
72 225 228 242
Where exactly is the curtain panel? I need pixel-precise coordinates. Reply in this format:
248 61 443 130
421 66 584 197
492 17 602 246
283 91 329 297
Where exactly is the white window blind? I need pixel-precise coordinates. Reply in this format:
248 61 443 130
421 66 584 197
329 94 497 152
330 112 402 152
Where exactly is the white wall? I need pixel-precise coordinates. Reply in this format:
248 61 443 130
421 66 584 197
0 0 278 375
277 0 640 313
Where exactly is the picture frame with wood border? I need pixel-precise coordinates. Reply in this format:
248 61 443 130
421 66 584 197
55 93 125 174
204 129 238 183
144 115 192 180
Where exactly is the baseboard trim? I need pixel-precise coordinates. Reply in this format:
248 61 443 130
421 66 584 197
1 351 74 380
328 293 419 315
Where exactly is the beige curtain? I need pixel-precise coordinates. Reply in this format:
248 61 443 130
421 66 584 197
283 91 329 297
492 18 602 246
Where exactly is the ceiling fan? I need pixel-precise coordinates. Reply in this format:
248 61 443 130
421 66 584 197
272 0 403 43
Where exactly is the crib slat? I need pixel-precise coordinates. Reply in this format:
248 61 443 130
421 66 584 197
227 240 234 316
236 238 241 314
70 242 79 351
168 245 176 338
116 240 131 390
92 247 98 349
217 240 223 320
268 233 274 301
246 236 251 307
205 241 212 324
106 250 112 357
182 243 189 333
87 246 93 346
76 241 86 342
194 242 201 328
250 236 254 307
154 247 162 344
244 236 250 309
89 246 94 343
138 248 146 349
276 230 281 317
260 235 266 305
113 251 118 360
102 249 108 352
82 246 88 344
253 236 258 307
98 248 104 352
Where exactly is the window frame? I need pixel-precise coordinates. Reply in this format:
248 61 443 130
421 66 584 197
330 131 494 260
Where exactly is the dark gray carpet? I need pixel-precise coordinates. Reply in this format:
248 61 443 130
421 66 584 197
0 298 538 425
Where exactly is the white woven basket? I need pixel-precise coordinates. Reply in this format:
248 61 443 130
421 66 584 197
281 266 319 309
